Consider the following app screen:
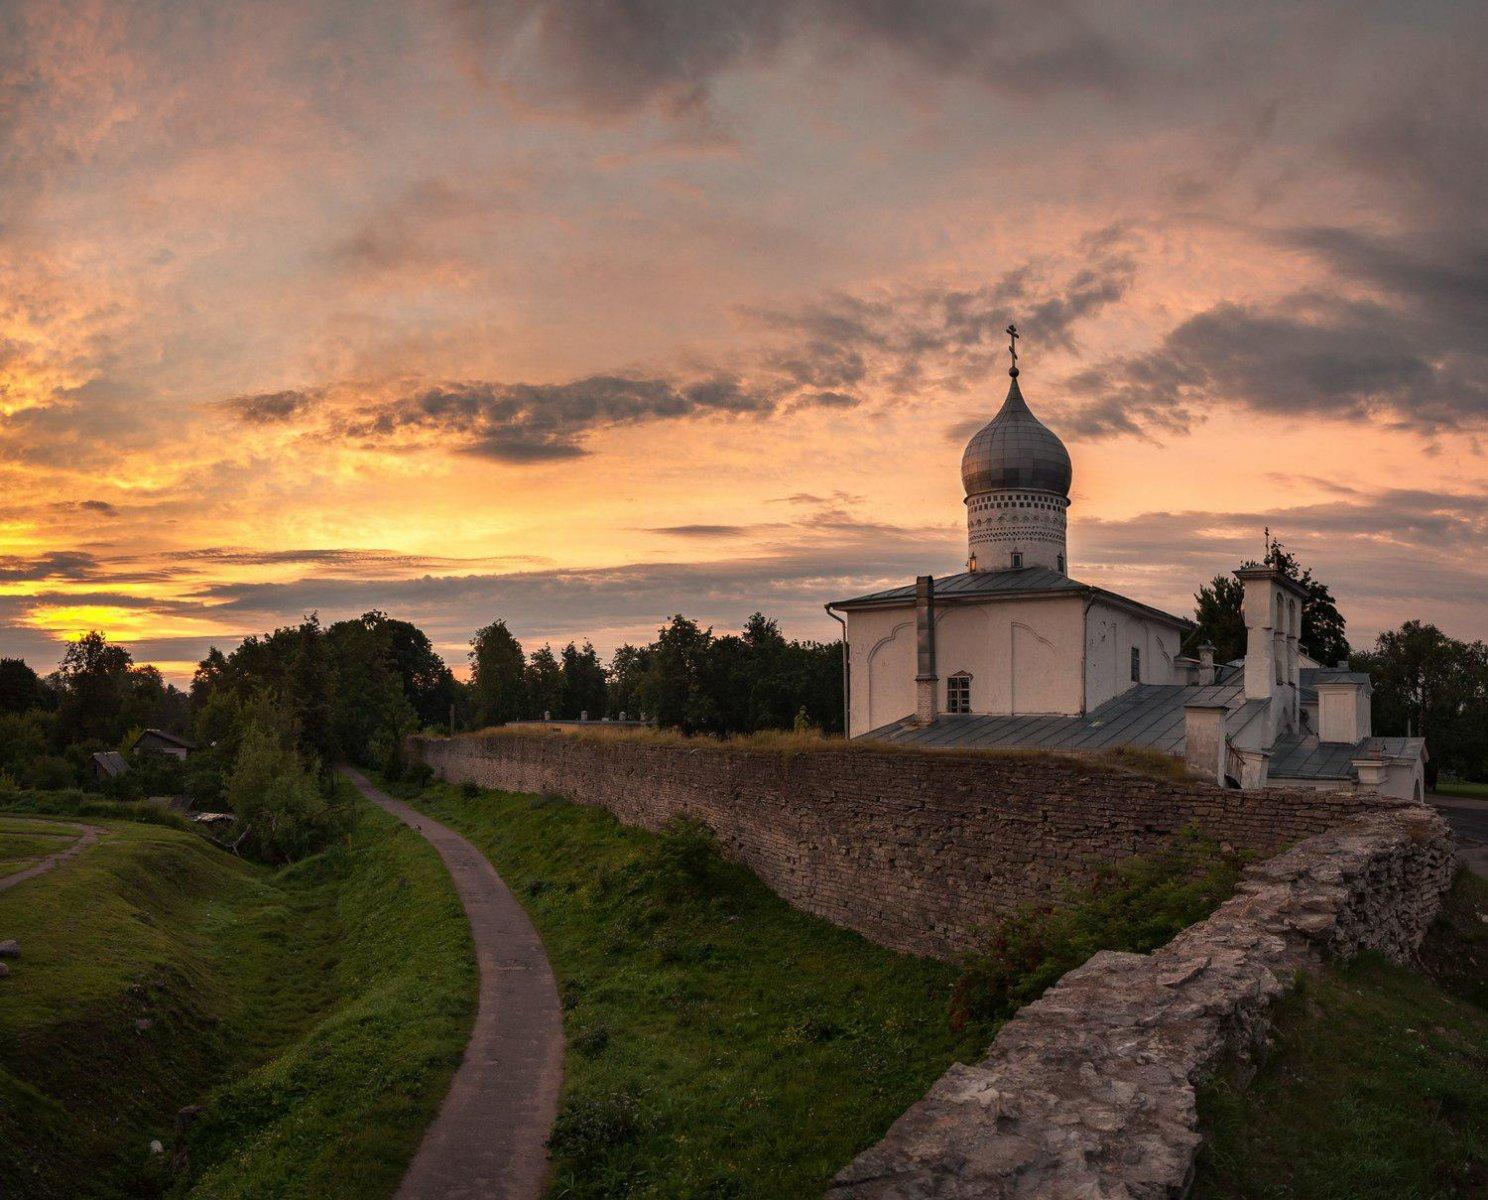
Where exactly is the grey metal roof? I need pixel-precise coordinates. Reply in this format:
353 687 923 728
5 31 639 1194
866 681 1247 755
830 565 1191 629
1299 668 1370 687
1269 734 1426 781
834 565 1079 607
92 750 129 777
961 373 1072 498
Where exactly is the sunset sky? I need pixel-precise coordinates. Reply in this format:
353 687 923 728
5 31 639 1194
2 1 1485 683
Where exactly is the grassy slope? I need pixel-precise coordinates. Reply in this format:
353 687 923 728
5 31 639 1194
395 780 1003 1198
176 794 474 1200
1194 870 1488 1199
0 792 474 1200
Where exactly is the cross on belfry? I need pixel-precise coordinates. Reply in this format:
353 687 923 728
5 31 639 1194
1006 323 1019 370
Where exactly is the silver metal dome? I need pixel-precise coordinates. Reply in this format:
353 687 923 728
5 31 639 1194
960 371 1072 498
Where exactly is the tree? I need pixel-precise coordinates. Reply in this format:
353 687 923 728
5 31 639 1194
524 644 563 718
469 620 527 726
1354 621 1488 786
637 616 721 735
1263 542 1349 665
0 657 48 715
560 641 608 720
1187 543 1349 666
606 644 652 719
226 720 335 863
1188 575 1247 663
53 631 161 745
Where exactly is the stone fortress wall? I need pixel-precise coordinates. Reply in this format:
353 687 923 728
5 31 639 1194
410 730 1411 959
829 805 1455 1198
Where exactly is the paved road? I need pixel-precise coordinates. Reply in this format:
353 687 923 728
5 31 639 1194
341 768 563 1200
0 821 104 893
1435 802 1488 845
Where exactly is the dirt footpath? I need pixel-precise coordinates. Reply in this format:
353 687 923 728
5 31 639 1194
341 768 564 1200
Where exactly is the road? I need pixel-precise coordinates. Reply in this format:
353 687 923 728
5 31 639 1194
340 767 564 1200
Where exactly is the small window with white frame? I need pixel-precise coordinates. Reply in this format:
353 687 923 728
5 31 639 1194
1010 551 1024 568
947 672 972 714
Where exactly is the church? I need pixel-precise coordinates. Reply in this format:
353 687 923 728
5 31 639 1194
826 328 1426 802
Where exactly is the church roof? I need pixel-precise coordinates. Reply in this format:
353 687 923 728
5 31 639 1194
829 565 1190 628
960 372 1072 498
1270 735 1425 781
865 682 1248 755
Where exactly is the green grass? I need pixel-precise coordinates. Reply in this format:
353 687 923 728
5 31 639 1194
1193 871 1488 1199
392 778 1238 1199
0 788 475 1200
398 779 998 1198
1435 781 1488 800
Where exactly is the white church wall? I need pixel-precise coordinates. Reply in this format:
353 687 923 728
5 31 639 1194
846 596 1088 735
850 606 918 735
1083 600 1184 711
934 597 1085 717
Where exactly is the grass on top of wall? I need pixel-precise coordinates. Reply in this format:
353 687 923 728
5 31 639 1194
0 787 474 1200
1193 870 1488 1200
390 776 1246 1199
435 723 1200 783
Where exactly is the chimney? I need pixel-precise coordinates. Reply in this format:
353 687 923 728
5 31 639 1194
1183 702 1228 785
915 575 938 724
1197 642 1216 686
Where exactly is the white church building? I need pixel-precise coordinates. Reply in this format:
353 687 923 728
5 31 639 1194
826 331 1426 802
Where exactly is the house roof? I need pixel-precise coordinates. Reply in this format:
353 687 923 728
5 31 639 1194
865 681 1249 755
1270 735 1425 781
830 565 1191 629
1299 668 1371 687
139 728 195 750
92 750 129 777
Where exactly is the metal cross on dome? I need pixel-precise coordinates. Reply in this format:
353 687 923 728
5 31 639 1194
1006 323 1019 370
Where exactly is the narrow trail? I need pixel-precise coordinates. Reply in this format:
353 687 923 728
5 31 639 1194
340 767 564 1200
0 821 104 893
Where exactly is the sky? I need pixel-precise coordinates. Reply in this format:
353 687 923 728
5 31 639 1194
2 0 1486 684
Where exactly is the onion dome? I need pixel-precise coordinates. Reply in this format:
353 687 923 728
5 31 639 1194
960 370 1072 498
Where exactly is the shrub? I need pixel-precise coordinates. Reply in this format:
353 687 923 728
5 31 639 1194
225 722 344 863
948 831 1246 1031
548 1090 646 1170
648 816 721 903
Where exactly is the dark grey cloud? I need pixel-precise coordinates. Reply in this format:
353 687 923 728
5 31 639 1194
226 373 820 462
1067 33 1488 441
223 254 1130 461
0 551 103 584
1075 486 1488 644
646 525 757 538
454 0 1134 118
750 251 1134 398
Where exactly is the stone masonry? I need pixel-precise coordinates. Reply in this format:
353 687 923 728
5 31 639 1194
412 731 1410 959
827 806 1456 1199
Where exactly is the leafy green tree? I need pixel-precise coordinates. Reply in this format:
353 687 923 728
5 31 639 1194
469 619 527 726
1354 620 1488 785
638 616 721 734
53 632 167 746
225 720 336 863
606 644 652 719
560 641 609 720
1188 575 1247 662
1188 544 1348 666
1263 542 1350 665
525 644 563 718
0 657 48 715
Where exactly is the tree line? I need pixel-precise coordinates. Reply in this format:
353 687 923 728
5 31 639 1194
3 555 1484 851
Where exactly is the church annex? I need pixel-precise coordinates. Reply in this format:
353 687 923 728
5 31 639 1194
826 328 1426 802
